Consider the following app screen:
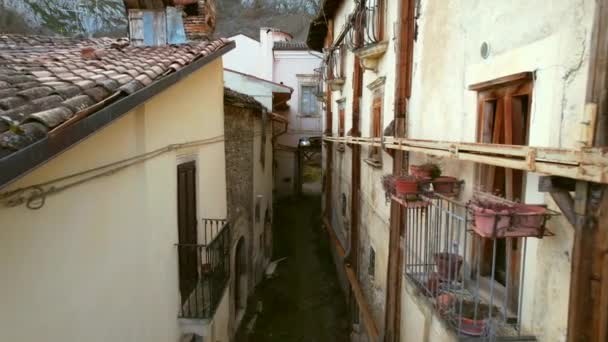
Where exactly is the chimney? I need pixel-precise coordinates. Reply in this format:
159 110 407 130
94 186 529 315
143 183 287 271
123 0 214 46
181 0 216 40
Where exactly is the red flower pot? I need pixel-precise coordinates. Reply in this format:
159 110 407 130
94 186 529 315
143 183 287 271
409 165 433 179
432 176 457 193
395 177 418 195
470 203 511 238
513 204 547 228
434 252 463 281
458 317 486 336
426 272 441 297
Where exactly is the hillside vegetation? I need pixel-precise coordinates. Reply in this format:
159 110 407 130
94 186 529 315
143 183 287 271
0 0 317 41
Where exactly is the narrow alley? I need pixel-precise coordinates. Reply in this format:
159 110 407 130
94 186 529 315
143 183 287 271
236 195 349 342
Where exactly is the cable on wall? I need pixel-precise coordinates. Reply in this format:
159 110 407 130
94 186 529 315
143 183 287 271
1 135 225 210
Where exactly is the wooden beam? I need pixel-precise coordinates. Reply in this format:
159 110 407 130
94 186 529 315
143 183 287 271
538 176 577 192
323 135 608 184
549 191 576 227
468 72 534 91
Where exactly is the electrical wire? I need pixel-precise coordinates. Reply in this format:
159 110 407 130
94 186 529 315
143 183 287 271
1 135 225 210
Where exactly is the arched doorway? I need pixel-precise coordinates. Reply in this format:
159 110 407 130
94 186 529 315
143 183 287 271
234 237 247 315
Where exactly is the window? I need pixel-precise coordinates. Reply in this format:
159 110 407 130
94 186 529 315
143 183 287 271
300 85 318 115
369 96 383 161
337 99 346 137
368 247 376 278
470 72 533 310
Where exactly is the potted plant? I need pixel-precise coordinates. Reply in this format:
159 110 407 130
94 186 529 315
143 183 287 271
457 300 498 336
513 204 548 228
434 252 463 281
395 176 419 195
409 163 441 179
469 198 512 238
436 293 455 315
426 272 442 297
432 176 458 194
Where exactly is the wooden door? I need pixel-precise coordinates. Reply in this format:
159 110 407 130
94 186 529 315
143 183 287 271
178 161 198 304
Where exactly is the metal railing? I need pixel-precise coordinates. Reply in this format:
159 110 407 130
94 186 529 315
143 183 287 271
403 194 535 341
326 45 346 80
313 64 326 100
361 0 382 46
177 218 230 319
346 0 381 50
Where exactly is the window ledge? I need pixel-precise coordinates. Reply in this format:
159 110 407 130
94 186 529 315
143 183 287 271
327 78 345 91
353 41 389 72
364 158 382 168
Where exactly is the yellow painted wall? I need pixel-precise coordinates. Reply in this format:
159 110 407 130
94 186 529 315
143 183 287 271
0 58 228 342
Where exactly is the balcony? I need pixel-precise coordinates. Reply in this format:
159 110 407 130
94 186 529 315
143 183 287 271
401 193 557 340
325 45 346 91
177 218 230 320
351 0 388 71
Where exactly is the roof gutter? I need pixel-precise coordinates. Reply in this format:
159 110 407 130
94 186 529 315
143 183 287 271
0 41 235 190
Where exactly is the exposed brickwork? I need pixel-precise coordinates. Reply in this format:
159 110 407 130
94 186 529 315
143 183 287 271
181 0 216 40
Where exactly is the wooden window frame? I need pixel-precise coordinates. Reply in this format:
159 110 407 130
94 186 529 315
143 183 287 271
470 72 533 312
365 95 383 167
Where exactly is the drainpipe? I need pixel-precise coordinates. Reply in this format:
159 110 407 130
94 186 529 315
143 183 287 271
384 0 416 341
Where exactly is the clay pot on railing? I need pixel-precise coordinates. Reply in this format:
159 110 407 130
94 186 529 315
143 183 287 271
395 176 419 195
470 198 551 238
469 202 512 237
433 252 463 281
432 176 458 194
512 204 548 228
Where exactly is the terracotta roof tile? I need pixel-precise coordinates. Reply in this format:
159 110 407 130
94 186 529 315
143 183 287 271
0 34 232 157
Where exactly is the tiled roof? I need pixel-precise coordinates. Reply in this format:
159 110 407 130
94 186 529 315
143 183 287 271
0 34 231 159
273 41 309 51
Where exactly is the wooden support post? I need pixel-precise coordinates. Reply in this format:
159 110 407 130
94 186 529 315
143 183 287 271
567 0 608 340
538 176 577 226
384 0 415 341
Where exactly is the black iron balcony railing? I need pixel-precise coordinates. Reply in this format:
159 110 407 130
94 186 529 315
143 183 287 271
346 0 382 50
177 218 230 320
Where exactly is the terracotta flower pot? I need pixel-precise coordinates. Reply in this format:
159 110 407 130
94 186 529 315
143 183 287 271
436 293 455 315
458 317 486 336
409 165 433 179
395 176 418 195
470 203 511 238
513 204 547 228
434 252 463 281
426 272 441 297
432 176 458 193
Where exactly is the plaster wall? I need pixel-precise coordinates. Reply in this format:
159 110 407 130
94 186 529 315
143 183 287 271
273 49 323 198
223 34 263 78
322 0 596 341
273 50 324 145
403 1 596 341
223 70 274 109
0 59 228 342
